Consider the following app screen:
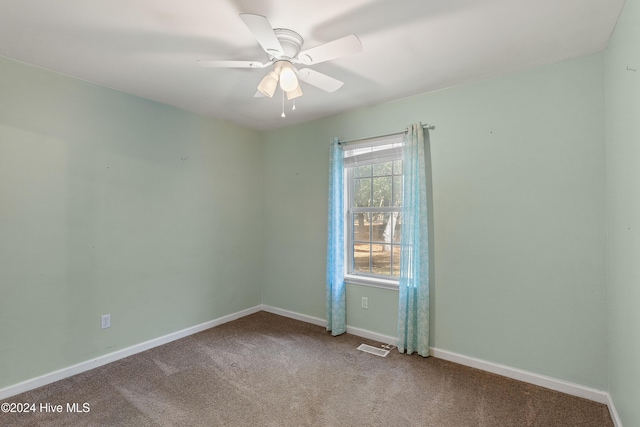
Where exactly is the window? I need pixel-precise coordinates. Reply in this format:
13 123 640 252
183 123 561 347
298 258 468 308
343 135 404 288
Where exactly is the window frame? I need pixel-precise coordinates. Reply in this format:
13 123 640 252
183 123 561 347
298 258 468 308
343 138 403 290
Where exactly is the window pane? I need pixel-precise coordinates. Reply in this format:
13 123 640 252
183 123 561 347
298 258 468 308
371 244 391 276
393 214 402 243
354 178 372 207
372 161 392 176
370 213 384 243
393 160 403 175
354 165 371 178
392 245 401 277
371 213 390 243
353 243 371 274
372 176 392 207
393 176 403 206
353 213 370 241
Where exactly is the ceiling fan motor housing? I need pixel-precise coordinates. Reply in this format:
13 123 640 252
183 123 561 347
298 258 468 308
272 29 303 60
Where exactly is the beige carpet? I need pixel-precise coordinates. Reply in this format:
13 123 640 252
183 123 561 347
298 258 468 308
1 311 613 426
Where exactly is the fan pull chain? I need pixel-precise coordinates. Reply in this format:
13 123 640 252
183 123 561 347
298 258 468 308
292 99 296 111
281 90 286 118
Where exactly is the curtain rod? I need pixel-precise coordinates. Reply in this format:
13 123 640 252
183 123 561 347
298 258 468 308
338 123 435 145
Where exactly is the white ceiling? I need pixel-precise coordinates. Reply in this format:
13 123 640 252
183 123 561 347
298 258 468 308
0 0 624 131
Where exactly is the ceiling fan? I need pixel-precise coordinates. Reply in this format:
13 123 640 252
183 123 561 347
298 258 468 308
198 14 362 103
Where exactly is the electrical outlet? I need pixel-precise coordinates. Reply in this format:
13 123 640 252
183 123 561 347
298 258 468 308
361 297 368 309
101 314 111 329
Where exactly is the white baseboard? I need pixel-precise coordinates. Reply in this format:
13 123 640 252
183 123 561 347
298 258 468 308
345 325 397 346
260 304 397 346
0 305 263 401
430 348 610 405
606 393 623 427
261 305 326 327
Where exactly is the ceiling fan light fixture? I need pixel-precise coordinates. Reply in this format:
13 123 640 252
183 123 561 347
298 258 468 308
201 14 358 111
286 85 303 100
257 71 279 97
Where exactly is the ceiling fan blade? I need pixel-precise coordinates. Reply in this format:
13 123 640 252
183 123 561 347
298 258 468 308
197 60 270 68
239 14 284 57
296 35 362 65
297 68 344 93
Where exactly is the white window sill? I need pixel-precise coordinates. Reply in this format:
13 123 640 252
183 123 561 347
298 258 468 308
345 274 399 291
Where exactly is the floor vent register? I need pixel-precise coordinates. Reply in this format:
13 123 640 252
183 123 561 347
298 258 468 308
357 344 389 357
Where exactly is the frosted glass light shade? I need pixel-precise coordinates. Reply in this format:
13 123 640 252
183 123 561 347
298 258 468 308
257 71 278 97
279 66 299 92
286 85 303 100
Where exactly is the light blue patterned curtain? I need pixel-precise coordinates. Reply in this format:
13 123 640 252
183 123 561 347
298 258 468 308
397 123 430 356
326 137 346 335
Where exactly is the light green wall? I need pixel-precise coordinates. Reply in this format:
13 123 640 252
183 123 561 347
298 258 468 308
0 56 264 389
263 53 607 390
605 0 640 424
345 284 398 338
